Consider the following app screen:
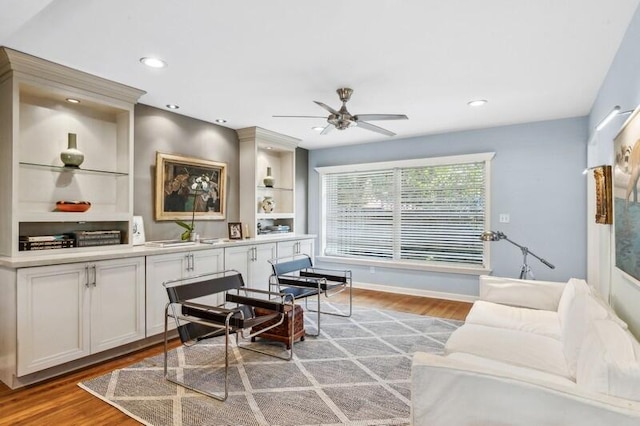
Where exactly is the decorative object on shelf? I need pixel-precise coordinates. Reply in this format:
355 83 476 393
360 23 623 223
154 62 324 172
155 152 227 222
60 133 85 168
71 230 121 247
18 234 76 251
55 200 91 212
480 231 555 280
263 166 275 187
175 174 211 241
267 225 290 232
228 222 243 240
261 196 275 213
132 216 146 246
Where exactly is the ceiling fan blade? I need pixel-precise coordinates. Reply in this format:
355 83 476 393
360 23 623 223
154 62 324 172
320 124 334 135
354 114 408 121
313 101 339 115
356 121 396 137
273 115 326 119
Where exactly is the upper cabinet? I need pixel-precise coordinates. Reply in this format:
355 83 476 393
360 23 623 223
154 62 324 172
0 47 145 257
237 127 300 239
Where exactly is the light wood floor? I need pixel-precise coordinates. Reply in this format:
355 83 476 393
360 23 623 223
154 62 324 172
0 288 471 425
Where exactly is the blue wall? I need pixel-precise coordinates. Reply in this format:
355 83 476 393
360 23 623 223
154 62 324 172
308 117 588 298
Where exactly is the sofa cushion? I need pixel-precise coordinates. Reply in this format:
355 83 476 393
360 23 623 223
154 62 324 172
587 287 629 329
479 275 566 311
445 323 571 379
446 352 577 388
465 300 561 340
577 319 640 401
558 279 610 378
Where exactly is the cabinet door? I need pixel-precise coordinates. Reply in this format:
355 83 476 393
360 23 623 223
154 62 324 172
17 263 91 376
190 248 225 306
191 248 224 276
225 243 276 292
91 257 145 353
297 239 315 258
145 252 188 336
277 239 315 259
251 243 277 292
224 245 252 286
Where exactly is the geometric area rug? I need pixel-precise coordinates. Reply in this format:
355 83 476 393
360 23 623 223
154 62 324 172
79 303 461 426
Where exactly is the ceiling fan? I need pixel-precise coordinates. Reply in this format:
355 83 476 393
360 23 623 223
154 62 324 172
274 88 408 136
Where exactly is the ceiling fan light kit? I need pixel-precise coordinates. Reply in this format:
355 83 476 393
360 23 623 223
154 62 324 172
274 88 408 136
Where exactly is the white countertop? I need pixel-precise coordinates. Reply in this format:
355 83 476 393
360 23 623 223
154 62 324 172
0 234 316 269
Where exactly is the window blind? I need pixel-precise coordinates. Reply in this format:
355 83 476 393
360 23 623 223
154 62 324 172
322 160 486 266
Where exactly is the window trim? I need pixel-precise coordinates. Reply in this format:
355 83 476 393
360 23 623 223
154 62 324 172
315 152 495 275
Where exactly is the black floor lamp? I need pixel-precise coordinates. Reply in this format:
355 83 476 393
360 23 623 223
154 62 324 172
480 231 555 279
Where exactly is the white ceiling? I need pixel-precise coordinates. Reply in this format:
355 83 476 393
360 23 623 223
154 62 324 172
1 0 639 149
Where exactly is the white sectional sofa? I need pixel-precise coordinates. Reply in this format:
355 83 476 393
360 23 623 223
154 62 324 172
411 275 640 425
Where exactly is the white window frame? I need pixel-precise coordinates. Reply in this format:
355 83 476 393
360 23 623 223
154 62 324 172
315 152 495 275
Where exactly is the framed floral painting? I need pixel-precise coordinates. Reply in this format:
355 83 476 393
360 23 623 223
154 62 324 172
155 152 227 221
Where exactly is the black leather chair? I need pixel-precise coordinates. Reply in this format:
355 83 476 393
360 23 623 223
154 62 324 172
163 269 294 400
268 254 352 336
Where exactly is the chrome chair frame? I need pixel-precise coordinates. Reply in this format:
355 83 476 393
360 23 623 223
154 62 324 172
268 254 352 336
163 269 294 401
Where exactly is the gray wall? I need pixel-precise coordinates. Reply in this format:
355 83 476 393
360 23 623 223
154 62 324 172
133 104 240 241
588 4 640 336
295 147 309 233
308 117 588 297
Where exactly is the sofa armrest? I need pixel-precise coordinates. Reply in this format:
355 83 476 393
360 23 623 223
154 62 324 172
479 275 566 311
411 352 640 426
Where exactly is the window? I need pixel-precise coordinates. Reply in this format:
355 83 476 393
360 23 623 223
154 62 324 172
317 153 494 272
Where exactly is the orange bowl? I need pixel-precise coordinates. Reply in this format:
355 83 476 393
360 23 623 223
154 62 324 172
56 201 91 212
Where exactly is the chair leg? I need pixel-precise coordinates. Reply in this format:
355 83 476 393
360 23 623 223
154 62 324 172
163 308 232 401
306 281 353 320
236 313 295 360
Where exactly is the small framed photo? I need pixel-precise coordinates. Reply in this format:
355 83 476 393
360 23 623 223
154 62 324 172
228 222 243 240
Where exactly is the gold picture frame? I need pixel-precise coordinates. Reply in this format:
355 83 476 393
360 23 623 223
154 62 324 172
593 165 613 225
155 152 227 221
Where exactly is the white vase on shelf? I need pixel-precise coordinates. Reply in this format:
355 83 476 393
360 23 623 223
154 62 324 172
60 133 84 168
261 196 275 213
263 167 275 187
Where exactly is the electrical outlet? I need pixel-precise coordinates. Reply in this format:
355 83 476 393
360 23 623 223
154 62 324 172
499 213 510 223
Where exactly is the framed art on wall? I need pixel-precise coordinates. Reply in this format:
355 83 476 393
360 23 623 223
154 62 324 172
155 152 227 221
593 165 613 225
613 105 640 280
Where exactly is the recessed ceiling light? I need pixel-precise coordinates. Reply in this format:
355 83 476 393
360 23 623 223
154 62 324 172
166 104 179 110
215 119 227 124
66 98 80 104
312 126 324 132
140 57 167 68
467 99 488 107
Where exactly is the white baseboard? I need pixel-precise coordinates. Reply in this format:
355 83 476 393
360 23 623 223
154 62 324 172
353 281 477 304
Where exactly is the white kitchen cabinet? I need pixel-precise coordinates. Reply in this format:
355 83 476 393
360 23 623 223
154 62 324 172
276 238 315 259
16 257 144 376
224 242 276 291
145 248 224 336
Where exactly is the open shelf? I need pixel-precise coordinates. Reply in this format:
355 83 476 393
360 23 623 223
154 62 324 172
19 162 128 177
